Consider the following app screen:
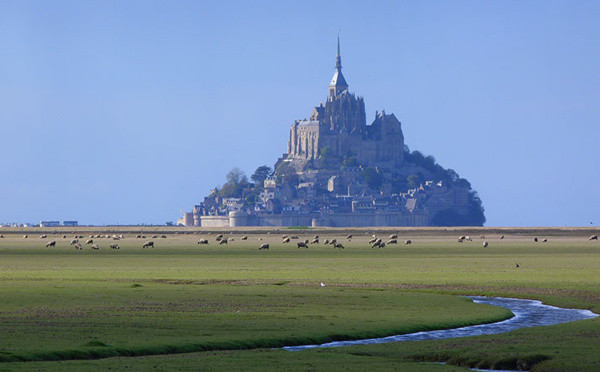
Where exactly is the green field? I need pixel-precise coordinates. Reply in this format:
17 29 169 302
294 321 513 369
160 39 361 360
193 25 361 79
0 228 599 371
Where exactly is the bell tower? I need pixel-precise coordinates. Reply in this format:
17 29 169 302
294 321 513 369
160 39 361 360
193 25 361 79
328 34 348 100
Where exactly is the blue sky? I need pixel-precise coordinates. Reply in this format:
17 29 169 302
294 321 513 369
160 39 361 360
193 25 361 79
1 1 599 226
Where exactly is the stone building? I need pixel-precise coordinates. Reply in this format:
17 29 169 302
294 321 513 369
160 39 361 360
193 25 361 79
286 36 404 170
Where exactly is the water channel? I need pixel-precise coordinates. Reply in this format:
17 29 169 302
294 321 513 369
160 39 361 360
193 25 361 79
283 296 598 351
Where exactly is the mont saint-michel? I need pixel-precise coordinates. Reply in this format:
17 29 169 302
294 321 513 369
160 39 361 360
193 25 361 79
181 38 485 228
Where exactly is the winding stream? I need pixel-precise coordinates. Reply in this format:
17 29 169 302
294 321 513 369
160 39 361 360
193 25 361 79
283 296 598 351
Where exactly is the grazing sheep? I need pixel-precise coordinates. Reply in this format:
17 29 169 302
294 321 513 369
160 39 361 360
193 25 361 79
85 239 93 245
459 235 466 241
91 244 99 250
369 237 378 244
483 241 489 248
259 243 270 250
291 235 299 240
241 236 248 240
500 235 505 239
465 236 472 241
304 239 309 244
323 239 330 245
589 235 598 241
161 235 167 238
219 237 228 245
542 238 548 243
281 235 288 239
45 240 56 247
151 235 158 239
330 239 337 245
110 243 120 249
480 235 486 239
216 234 223 241
534 237 538 242
404 240 412 245
70 239 79 245
389 234 398 239
136 235 142 239
89 235 94 238
371 241 382 249
197 239 209 245
39 234 47 239
387 239 398 245
23 235 28 239
334 242 345 249
347 234 353 240
0 235 3 238
516 263 520 268
297 242 308 248
142 241 154 248
311 238 319 244
74 243 82 250
112 236 120 240
314 235 319 239
62 235 67 238
282 237 291 244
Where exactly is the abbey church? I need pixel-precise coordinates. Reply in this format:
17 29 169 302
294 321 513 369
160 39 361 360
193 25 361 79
181 37 485 228
286 38 404 170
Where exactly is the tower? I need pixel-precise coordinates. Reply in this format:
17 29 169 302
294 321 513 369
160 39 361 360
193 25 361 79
328 34 349 100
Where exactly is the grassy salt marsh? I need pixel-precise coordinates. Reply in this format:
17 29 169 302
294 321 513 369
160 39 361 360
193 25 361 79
0 227 599 371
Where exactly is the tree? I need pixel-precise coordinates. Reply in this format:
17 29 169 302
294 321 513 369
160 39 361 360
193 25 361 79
407 174 422 189
226 168 248 185
363 167 383 190
251 165 273 187
218 168 249 198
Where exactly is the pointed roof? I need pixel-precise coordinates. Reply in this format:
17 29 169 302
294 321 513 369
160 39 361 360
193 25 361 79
329 34 348 89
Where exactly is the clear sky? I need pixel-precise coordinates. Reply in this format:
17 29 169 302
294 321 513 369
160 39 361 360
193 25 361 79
1 1 599 226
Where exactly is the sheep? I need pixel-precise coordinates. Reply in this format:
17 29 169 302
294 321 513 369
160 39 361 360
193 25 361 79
62 235 67 238
281 234 288 239
534 237 538 242
161 235 167 239
371 241 382 249
197 239 209 245
85 239 93 245
89 235 94 238
404 239 412 245
70 239 79 245
369 237 378 244
347 234 353 240
330 239 337 245
45 240 56 247
219 237 229 245
282 237 291 244
480 235 486 239
110 243 120 249
142 241 154 248
23 235 28 239
297 242 308 248
483 241 489 248
216 234 223 241
334 242 345 249
304 239 309 245
74 243 83 250
457 238 463 243
314 235 319 239
389 234 398 239
259 243 270 250
500 235 505 239
323 239 330 245
310 238 319 244
387 239 398 245
112 236 120 240
91 244 100 250
290 235 299 240
458 235 467 241
136 235 142 239
241 236 248 240
589 235 598 241
151 235 158 239
542 238 548 243
39 234 47 239
0 235 3 238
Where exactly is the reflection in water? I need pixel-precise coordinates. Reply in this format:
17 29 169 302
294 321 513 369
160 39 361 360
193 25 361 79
284 296 598 351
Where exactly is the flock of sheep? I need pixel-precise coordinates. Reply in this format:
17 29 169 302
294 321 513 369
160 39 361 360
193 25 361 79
0 232 598 252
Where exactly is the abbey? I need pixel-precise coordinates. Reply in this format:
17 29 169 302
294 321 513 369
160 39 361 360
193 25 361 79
181 37 485 228
286 37 404 170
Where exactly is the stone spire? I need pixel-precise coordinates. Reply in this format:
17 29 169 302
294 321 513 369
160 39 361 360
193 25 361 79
329 32 348 99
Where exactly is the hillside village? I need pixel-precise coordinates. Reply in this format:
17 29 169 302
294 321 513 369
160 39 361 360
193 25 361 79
180 38 485 228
